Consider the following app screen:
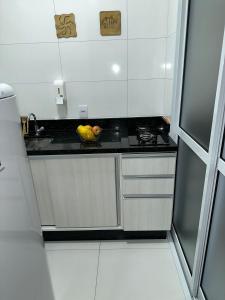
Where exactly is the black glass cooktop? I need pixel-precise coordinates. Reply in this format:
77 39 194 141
128 134 170 146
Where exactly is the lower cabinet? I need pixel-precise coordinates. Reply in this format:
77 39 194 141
122 153 176 231
30 152 176 232
30 155 118 228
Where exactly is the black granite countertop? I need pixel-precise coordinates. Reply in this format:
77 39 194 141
24 117 177 156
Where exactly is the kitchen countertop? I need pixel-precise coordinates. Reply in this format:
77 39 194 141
25 117 177 156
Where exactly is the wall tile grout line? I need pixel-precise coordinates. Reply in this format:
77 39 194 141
9 78 168 85
0 36 175 47
126 0 129 116
163 0 171 115
52 0 64 80
93 242 101 300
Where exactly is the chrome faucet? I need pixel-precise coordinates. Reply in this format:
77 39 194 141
28 113 45 136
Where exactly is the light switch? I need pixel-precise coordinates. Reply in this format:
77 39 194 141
79 105 88 119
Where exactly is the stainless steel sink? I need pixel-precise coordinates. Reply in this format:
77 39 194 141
25 137 53 149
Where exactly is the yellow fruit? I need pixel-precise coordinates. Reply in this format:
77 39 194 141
77 125 82 132
84 129 96 141
85 125 92 130
77 125 96 141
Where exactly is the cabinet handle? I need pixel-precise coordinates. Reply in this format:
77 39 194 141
123 174 175 179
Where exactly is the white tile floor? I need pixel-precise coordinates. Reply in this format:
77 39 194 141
46 239 190 300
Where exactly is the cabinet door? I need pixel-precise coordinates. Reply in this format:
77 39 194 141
30 159 55 226
46 156 118 228
124 198 173 231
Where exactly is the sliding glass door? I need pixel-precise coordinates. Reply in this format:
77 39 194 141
201 172 225 300
173 140 206 273
179 0 225 150
171 0 225 298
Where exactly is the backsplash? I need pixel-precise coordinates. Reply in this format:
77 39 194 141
0 0 178 119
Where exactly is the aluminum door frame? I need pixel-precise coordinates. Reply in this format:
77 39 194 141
170 0 225 298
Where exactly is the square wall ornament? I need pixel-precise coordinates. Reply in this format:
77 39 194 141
54 13 77 38
100 11 121 36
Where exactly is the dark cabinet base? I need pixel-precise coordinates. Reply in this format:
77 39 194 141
43 230 167 241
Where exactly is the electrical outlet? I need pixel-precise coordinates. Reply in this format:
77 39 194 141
79 105 88 119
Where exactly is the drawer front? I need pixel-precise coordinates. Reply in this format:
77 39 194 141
123 198 173 231
123 177 174 196
122 156 176 176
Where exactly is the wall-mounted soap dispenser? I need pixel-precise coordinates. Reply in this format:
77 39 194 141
54 80 66 105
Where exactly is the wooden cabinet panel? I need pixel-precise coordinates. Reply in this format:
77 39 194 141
30 159 55 226
123 198 173 231
45 156 118 228
122 156 176 176
123 177 174 196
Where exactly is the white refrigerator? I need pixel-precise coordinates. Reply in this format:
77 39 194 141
0 84 54 300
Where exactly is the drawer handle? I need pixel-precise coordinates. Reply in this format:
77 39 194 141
123 175 175 179
124 194 173 199
122 154 176 158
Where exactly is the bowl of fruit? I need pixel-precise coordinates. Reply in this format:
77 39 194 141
76 125 102 143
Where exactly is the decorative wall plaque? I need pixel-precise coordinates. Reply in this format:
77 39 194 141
54 13 77 38
100 11 121 36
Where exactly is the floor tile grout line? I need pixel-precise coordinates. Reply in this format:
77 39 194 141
46 248 100 252
98 247 170 251
46 247 169 252
93 242 101 300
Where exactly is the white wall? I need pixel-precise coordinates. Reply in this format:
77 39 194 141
0 0 178 119
165 0 179 115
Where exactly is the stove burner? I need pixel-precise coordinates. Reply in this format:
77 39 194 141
136 126 157 144
128 124 170 147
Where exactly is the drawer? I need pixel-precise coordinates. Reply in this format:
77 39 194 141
122 156 176 176
123 177 174 196
123 198 173 231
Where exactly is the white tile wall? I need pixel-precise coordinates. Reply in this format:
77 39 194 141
60 40 127 82
14 83 58 119
128 39 166 79
164 79 173 115
128 79 165 117
163 0 179 114
167 0 179 36
0 0 57 44
166 34 176 79
0 0 178 119
0 43 61 83
66 81 127 118
128 0 168 39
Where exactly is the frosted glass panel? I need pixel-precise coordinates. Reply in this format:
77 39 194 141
173 139 206 272
201 173 225 300
180 0 225 150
